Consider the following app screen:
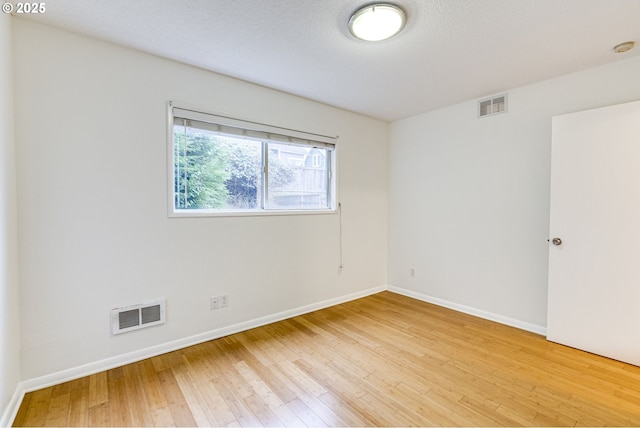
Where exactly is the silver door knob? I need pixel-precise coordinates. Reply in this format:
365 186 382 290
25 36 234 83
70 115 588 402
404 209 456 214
551 237 562 246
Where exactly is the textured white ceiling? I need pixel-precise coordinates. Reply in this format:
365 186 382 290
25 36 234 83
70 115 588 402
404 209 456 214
21 0 640 121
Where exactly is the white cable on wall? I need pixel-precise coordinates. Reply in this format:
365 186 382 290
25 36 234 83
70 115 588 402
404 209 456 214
338 202 343 273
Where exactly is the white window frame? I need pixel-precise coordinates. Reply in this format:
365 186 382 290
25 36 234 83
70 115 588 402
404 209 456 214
167 102 338 217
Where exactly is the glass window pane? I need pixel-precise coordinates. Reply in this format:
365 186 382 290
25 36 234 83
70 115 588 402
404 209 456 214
267 143 329 209
221 137 262 210
173 124 262 210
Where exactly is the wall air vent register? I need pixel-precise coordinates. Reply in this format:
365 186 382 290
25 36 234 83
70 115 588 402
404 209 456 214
111 299 166 335
479 94 508 117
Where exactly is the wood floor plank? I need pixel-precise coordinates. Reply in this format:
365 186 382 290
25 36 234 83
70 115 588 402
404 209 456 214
233 360 305 427
20 387 52 427
43 387 70 427
87 402 110 427
317 391 375 426
390 381 457 425
88 371 108 409
67 376 89 426
122 363 154 427
182 347 238 426
267 362 348 426
106 368 132 427
156 368 197 427
285 397 328 427
232 334 299 404
11 390 31 427
14 291 640 426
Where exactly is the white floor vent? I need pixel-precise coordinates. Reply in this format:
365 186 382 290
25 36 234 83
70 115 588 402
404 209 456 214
111 299 166 335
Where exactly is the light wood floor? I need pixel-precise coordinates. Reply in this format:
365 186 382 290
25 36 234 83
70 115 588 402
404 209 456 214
13 291 640 426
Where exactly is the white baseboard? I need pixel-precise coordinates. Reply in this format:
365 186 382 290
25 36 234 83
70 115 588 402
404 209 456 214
387 285 547 336
1 384 25 428
18 285 386 397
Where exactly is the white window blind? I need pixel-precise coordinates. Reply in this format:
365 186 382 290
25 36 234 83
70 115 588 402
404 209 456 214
173 107 337 148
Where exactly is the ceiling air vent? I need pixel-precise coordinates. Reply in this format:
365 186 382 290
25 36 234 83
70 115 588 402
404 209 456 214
479 94 507 117
111 298 166 335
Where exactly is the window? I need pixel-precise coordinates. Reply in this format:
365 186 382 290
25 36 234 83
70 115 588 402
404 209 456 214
168 103 337 216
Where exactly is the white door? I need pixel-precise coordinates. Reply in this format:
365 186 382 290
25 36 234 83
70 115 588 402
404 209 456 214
547 99 640 366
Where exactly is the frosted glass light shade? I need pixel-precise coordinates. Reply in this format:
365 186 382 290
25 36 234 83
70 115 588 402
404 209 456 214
348 4 406 42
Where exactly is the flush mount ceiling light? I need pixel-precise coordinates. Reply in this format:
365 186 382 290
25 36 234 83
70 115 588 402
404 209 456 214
348 3 406 42
613 41 635 53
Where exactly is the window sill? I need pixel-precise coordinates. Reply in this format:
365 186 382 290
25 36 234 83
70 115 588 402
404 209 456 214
169 208 337 218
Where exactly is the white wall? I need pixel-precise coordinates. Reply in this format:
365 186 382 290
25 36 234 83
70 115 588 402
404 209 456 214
389 55 640 331
0 12 21 427
13 19 388 382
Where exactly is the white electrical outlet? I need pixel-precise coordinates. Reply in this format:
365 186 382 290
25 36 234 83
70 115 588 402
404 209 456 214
410 267 416 277
220 294 229 307
210 295 219 310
